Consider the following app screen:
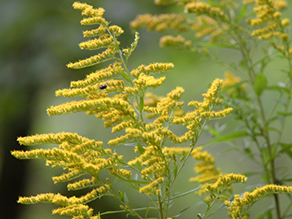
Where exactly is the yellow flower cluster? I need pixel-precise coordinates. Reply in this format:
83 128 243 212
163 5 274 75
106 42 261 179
190 15 229 43
17 132 103 148
199 173 247 195
134 74 166 89
131 148 222 196
12 132 129 197
188 78 233 119
144 92 162 107
131 79 231 148
70 62 121 88
225 184 292 219
109 168 132 179
67 47 116 69
131 63 175 77
144 87 184 115
143 92 183 118
247 0 289 41
53 170 83 184
18 185 109 218
49 3 179 151
130 13 187 32
129 146 164 170
128 145 168 195
159 35 192 48
67 177 98 191
79 35 113 50
162 146 191 158
139 177 164 195
184 2 227 20
163 146 210 162
189 146 220 184
222 71 242 87
130 1 234 47
222 71 247 96
47 97 135 118
67 2 126 69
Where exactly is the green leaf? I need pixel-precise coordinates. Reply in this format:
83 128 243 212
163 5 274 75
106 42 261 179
124 192 129 205
266 116 278 125
277 111 292 116
100 210 126 215
145 202 151 218
137 140 145 154
128 185 140 190
236 4 246 22
275 99 287 107
139 96 144 113
283 178 292 182
170 187 201 200
136 161 142 171
119 68 132 82
202 131 249 146
279 142 292 159
173 164 178 178
171 206 191 218
242 169 265 177
206 125 221 137
198 42 237 49
208 2 223 8
114 174 149 184
254 206 274 219
253 73 267 96
266 85 289 94
119 190 125 202
262 126 280 133
243 145 253 158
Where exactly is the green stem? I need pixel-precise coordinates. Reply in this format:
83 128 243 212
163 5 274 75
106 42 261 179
199 185 229 219
158 193 164 219
229 23 281 218
97 179 144 219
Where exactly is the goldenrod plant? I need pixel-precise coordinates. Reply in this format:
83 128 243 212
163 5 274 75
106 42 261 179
11 1 292 219
131 0 292 218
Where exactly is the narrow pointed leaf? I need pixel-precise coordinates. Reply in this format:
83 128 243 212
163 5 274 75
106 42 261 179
170 187 201 200
198 42 237 49
254 73 267 95
254 206 274 219
139 96 144 113
136 161 143 171
173 164 178 178
236 4 246 22
128 185 139 190
119 190 125 202
277 111 292 116
119 68 132 82
203 131 249 146
124 192 129 205
279 142 292 159
171 206 191 218
206 125 220 137
137 140 145 154
113 174 149 184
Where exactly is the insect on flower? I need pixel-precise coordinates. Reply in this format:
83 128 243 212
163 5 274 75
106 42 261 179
100 84 107 90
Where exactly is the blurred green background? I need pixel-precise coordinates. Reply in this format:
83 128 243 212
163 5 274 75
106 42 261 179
1 0 292 219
